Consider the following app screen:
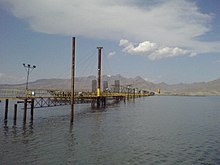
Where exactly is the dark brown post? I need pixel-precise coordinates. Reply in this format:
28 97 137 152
30 99 34 122
23 99 27 123
13 104 17 125
71 37 75 123
97 47 103 97
4 99 9 121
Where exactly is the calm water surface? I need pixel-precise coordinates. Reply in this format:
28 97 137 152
0 96 220 164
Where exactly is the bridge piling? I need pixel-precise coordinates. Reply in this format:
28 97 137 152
23 99 27 124
4 99 9 122
91 98 96 108
101 97 106 108
13 104 17 125
30 99 34 122
70 37 75 123
97 97 101 108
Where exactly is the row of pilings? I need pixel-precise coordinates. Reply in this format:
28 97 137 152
91 96 107 108
2 95 135 126
2 97 75 126
3 98 34 126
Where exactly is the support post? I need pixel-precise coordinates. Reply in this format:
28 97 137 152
97 47 103 97
91 98 96 108
23 99 27 124
4 99 9 121
97 97 100 108
71 37 75 123
102 97 106 107
30 99 34 122
13 104 17 125
133 88 135 99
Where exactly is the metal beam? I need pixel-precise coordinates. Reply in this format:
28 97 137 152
71 37 75 122
97 47 103 97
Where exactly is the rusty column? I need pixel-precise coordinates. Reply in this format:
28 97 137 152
13 104 17 125
97 47 103 97
23 99 27 124
70 37 75 123
4 99 9 122
30 98 34 122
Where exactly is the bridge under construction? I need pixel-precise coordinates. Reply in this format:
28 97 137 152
0 37 153 125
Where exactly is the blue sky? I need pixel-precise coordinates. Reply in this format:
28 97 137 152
0 0 220 84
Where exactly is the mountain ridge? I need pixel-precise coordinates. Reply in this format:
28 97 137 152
1 75 220 96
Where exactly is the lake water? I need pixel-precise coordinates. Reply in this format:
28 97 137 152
0 96 220 164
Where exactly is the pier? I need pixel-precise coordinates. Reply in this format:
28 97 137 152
0 37 152 125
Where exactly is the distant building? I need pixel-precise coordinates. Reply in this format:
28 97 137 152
103 81 108 92
114 80 120 93
92 80 97 92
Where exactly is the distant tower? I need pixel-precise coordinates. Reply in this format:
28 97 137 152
103 81 108 92
92 80 97 93
97 47 103 96
114 80 120 93
157 88 161 94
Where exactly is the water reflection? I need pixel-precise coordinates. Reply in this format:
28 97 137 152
3 120 8 129
66 122 77 164
2 122 34 137
1 96 220 164
22 123 34 137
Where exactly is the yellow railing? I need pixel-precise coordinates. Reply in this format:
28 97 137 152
0 89 25 99
0 89 150 100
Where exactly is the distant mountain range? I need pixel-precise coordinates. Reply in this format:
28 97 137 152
1 74 220 96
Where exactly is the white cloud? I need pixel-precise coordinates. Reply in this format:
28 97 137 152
148 46 189 60
120 40 158 54
119 39 130 47
119 39 191 60
108 51 116 58
1 0 220 57
132 41 157 54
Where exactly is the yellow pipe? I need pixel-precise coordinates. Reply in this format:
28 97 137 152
97 88 101 97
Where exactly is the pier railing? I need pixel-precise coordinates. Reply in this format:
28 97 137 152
0 89 25 99
0 88 150 100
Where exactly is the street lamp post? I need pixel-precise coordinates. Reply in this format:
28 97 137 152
23 63 36 124
23 63 36 90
